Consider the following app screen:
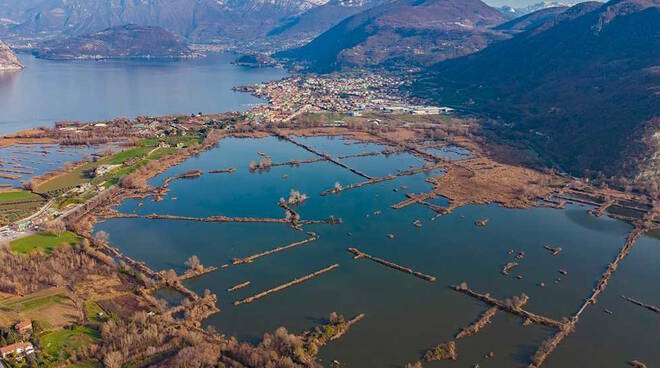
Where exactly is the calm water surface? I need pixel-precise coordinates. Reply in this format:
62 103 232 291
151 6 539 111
0 144 101 187
0 53 286 134
95 136 660 368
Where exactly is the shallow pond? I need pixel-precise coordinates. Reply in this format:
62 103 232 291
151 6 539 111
0 144 102 188
95 136 660 367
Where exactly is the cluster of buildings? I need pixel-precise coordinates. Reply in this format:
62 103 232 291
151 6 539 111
242 73 453 124
54 113 214 139
0 320 34 363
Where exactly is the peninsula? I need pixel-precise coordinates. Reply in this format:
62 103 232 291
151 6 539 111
0 40 23 71
33 24 199 60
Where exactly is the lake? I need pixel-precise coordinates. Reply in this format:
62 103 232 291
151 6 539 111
0 53 287 135
95 136 660 368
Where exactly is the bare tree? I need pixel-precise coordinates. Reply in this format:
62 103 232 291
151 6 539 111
185 255 202 272
93 231 110 245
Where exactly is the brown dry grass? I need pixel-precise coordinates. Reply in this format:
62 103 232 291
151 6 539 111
97 294 150 319
429 158 560 211
74 274 130 301
0 287 78 329
0 128 57 148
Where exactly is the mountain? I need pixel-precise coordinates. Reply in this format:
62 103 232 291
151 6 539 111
0 0 328 45
0 39 22 70
413 0 660 178
277 0 508 72
495 6 570 32
266 0 385 47
497 1 577 16
33 25 196 60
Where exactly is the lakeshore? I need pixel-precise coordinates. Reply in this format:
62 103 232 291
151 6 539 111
0 74 658 367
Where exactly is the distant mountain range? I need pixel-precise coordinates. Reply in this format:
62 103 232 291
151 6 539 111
495 5 570 32
277 0 509 71
0 0 330 46
0 0 594 57
413 0 660 177
266 0 385 47
497 1 577 16
0 39 22 70
33 25 196 60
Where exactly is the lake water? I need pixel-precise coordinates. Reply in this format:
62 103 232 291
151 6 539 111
95 136 660 368
0 53 287 135
0 143 101 188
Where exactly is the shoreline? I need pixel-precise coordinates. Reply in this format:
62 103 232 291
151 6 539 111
1 71 658 367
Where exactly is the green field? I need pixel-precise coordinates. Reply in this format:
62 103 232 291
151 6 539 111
0 190 41 203
0 190 45 226
106 146 153 165
0 288 78 330
140 135 201 148
33 161 97 196
10 231 81 254
84 301 108 325
2 293 69 313
39 326 100 358
34 136 200 196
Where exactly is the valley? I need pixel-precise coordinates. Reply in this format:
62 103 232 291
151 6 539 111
0 0 658 367
0 79 658 366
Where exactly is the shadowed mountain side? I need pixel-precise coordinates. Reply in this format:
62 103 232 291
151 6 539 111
413 0 660 178
277 0 508 72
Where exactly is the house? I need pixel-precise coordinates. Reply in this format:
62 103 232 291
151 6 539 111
73 182 91 194
0 342 34 360
323 120 347 127
13 320 32 336
409 106 454 115
10 220 31 232
94 164 121 177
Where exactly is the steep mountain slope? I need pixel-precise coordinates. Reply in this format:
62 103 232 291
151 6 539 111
414 0 660 178
0 39 22 70
0 0 327 44
33 25 195 60
277 0 508 72
497 1 577 16
266 0 385 47
495 6 570 32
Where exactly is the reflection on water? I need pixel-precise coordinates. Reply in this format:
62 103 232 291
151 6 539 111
0 53 287 134
95 136 660 367
0 69 20 88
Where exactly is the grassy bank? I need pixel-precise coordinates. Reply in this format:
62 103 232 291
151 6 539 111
39 325 99 358
0 190 45 226
10 231 81 254
34 136 201 196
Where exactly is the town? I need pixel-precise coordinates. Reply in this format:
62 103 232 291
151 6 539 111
235 73 453 125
